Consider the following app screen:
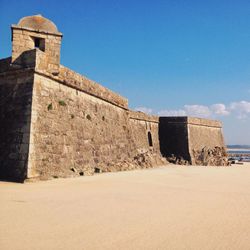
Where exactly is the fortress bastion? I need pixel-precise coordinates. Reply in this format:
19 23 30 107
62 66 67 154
0 15 228 182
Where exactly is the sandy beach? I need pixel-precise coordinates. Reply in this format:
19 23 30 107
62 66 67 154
1 164 250 250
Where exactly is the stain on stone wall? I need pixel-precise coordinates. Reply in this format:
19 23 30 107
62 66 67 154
159 117 190 161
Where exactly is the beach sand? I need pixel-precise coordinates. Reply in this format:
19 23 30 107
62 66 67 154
1 163 250 250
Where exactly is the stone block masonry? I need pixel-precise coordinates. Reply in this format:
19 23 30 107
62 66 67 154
28 72 161 179
0 15 228 182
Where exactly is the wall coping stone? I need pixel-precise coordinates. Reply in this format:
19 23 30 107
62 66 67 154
129 110 159 123
159 116 222 128
11 25 63 37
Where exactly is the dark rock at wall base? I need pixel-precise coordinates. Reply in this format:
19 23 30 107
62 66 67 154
167 155 190 165
96 152 168 173
192 147 229 166
166 147 229 166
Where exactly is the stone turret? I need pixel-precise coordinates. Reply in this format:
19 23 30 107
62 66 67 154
11 14 63 74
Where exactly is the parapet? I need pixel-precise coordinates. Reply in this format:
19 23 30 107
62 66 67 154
129 110 159 123
159 116 222 128
55 65 128 109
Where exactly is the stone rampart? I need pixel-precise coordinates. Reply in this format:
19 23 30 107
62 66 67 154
27 72 132 179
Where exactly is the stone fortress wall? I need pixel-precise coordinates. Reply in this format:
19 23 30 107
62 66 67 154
28 66 165 180
0 15 228 182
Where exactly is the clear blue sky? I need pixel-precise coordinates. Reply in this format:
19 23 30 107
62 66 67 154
1 0 250 144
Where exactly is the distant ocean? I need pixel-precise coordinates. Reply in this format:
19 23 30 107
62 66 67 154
227 150 250 155
227 149 250 162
